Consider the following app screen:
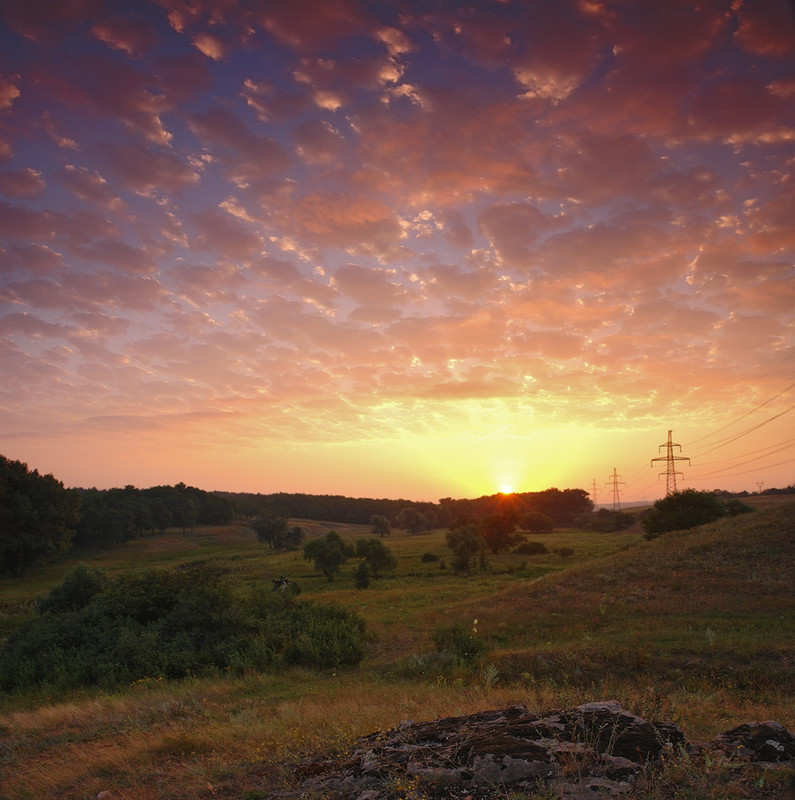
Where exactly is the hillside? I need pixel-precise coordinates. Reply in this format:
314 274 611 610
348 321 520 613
0 503 792 799
466 501 794 696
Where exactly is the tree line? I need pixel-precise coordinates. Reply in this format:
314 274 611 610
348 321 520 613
0 455 234 576
0 454 595 578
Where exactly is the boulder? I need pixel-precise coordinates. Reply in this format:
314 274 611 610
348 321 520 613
271 702 793 799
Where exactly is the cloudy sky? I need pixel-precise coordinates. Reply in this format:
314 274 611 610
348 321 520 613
1 0 793 503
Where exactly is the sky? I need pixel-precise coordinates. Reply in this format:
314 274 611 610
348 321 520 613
1 0 794 504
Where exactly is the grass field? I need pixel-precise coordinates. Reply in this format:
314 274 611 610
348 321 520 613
0 499 793 799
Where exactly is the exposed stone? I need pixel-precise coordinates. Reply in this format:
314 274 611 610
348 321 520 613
271 702 793 799
711 720 795 765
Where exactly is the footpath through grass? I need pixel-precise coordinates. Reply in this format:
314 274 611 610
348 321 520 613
0 501 793 799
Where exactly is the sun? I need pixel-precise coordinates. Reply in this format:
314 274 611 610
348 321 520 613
499 484 514 495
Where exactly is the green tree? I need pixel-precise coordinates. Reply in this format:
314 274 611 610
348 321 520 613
643 489 727 537
521 510 554 533
303 531 354 581
370 514 391 537
479 512 518 553
446 524 485 575
396 506 426 534
252 512 289 548
0 456 81 577
355 537 397 578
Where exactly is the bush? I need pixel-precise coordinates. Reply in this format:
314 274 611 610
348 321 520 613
643 489 727 537
354 561 370 589
0 565 367 692
247 591 366 670
583 509 635 532
554 546 575 558
36 562 107 614
432 623 490 670
421 552 440 562
514 540 548 555
725 498 755 516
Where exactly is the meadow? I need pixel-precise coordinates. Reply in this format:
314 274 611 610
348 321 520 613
0 499 793 799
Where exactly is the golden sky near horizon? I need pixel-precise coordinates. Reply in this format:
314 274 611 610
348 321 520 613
1 0 794 503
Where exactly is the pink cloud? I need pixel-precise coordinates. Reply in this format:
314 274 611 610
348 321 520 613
192 32 227 60
98 142 200 196
256 0 369 51
59 165 123 209
4 243 63 273
187 106 291 182
0 201 59 240
91 15 158 56
734 0 795 57
0 0 102 43
0 75 21 110
333 264 408 306
0 167 45 197
189 208 264 261
478 202 556 266
288 192 405 254
292 119 347 165
240 78 310 122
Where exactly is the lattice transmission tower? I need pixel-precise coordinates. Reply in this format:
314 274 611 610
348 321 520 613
651 430 690 495
606 468 625 510
591 478 599 508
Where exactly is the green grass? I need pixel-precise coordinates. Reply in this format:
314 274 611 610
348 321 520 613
0 501 793 799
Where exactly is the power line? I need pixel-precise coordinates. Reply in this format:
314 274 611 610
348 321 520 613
699 439 795 472
689 440 795 479
687 456 795 483
688 377 795 447
691 403 795 459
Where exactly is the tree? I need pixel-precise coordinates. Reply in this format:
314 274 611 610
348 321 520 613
0 456 81 577
643 489 727 537
355 537 397 578
303 531 354 581
396 506 426 534
479 512 518 553
445 524 486 575
370 514 391 537
252 512 289 548
521 511 554 533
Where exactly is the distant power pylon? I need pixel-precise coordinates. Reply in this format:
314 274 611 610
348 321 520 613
606 468 625 510
591 479 599 508
651 430 690 495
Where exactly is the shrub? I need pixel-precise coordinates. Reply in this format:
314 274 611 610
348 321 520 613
725 498 755 516
354 561 370 589
643 489 727 537
421 552 439 562
514 540 548 555
36 562 107 614
554 546 575 558
432 623 490 670
0 565 367 691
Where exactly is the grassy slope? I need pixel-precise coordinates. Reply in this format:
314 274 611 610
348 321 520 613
0 502 793 799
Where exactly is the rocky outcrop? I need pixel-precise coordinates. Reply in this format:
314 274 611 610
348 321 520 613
270 701 794 799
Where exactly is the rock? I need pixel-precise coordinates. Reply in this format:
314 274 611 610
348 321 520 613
272 702 793 799
711 721 795 765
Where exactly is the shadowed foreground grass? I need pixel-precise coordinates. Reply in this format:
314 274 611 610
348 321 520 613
0 501 793 799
